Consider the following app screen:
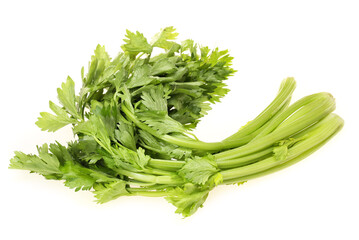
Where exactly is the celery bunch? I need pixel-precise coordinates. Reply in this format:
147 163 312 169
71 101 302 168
9 27 343 217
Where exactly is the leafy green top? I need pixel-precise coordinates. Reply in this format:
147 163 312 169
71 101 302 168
35 26 235 159
12 27 236 217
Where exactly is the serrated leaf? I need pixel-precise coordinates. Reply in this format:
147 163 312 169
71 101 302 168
73 115 112 153
140 85 170 112
115 119 136 151
165 183 210 217
9 144 61 176
180 39 195 52
36 112 71 132
150 57 177 76
136 110 186 135
136 147 150 169
110 145 150 170
57 76 80 118
152 26 179 50
36 101 77 132
127 64 155 88
138 130 191 160
93 180 128 203
86 44 111 86
122 30 152 57
61 161 113 192
178 155 219 185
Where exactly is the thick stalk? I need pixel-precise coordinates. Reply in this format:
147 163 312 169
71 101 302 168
220 114 343 181
147 147 274 171
217 147 274 169
214 92 335 161
149 96 338 172
250 92 330 142
146 94 332 171
222 117 343 184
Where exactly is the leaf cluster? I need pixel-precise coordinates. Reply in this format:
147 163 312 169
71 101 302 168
11 27 235 216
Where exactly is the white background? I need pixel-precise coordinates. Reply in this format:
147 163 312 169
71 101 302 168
1 0 358 239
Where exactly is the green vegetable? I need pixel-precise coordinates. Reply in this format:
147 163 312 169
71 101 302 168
9 27 343 217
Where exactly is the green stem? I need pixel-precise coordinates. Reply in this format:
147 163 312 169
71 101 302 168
127 188 168 197
115 168 183 185
223 77 296 142
220 114 343 182
218 97 292 148
122 78 296 152
121 104 161 137
222 117 343 184
250 92 329 142
147 101 338 171
214 92 335 161
141 94 334 171
122 104 253 151
143 167 175 176
148 147 273 171
217 147 274 169
148 158 185 171
161 135 231 151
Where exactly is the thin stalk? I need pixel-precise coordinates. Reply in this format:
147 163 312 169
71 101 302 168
115 168 183 185
143 167 175 176
215 96 292 149
148 159 185 171
128 184 173 191
122 104 258 151
121 104 163 138
160 135 234 151
216 147 274 169
127 188 168 197
223 77 296 142
125 181 157 187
